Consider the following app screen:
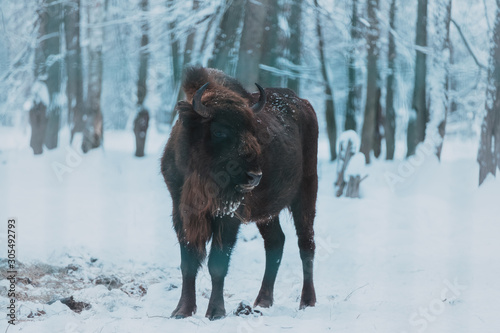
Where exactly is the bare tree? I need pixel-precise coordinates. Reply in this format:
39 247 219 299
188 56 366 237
166 0 182 124
82 0 104 153
29 86 48 155
64 0 84 142
236 0 269 91
42 0 63 150
359 0 381 164
373 87 383 158
385 0 397 160
134 0 150 157
428 0 452 160
31 3 50 155
345 0 359 131
259 0 281 88
478 0 500 185
287 0 302 93
174 0 200 103
314 0 336 161
167 0 181 91
168 0 201 123
407 0 428 157
209 0 245 74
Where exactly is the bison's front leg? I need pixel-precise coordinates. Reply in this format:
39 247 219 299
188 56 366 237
254 217 285 308
171 243 204 318
206 217 240 320
170 201 205 319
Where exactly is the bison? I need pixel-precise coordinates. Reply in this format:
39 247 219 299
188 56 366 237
161 67 318 320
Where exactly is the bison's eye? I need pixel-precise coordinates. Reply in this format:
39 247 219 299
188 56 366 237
212 130 228 139
210 122 231 142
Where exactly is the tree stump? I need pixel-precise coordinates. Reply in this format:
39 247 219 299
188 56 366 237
29 101 48 155
335 141 353 196
345 175 367 198
335 131 367 198
134 107 150 157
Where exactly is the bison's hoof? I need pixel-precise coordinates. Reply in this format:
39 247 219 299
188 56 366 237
254 295 273 308
299 284 316 309
171 303 196 319
205 306 226 321
299 295 316 309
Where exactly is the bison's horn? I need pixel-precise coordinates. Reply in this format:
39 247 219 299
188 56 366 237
251 83 266 113
192 82 210 118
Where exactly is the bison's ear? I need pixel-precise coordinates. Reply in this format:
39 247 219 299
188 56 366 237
176 101 200 127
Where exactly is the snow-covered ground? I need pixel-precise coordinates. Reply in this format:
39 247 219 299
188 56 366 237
1 127 499 333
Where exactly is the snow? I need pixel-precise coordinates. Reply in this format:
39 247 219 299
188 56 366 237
336 129 360 155
1 128 500 332
343 152 367 181
30 81 50 106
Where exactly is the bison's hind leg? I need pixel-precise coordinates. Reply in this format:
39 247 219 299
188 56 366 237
254 217 285 308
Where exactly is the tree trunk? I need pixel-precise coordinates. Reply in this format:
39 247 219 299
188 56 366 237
259 0 281 88
478 0 500 186
169 0 201 122
314 0 336 161
167 0 181 85
345 0 359 131
182 0 199 69
287 0 302 93
29 101 48 155
236 0 269 91
335 141 353 196
134 109 149 157
134 0 150 157
373 87 383 158
345 175 363 198
82 0 104 153
200 5 222 53
430 0 452 160
385 0 397 160
407 0 428 157
209 0 245 74
43 0 62 150
64 0 85 141
359 0 380 164
137 0 149 107
175 0 200 104
31 4 49 154
167 0 182 124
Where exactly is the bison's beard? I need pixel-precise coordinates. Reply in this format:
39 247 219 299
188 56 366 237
179 171 246 251
214 191 244 218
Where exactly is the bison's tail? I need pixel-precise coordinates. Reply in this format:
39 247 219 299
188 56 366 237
182 66 210 103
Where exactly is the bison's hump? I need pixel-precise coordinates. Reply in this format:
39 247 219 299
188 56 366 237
182 66 252 103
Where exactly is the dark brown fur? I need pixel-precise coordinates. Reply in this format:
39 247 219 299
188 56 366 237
161 67 318 319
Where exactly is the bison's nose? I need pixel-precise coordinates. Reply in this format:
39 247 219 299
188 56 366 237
246 171 262 187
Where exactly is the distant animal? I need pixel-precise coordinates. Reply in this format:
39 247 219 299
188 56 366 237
29 101 48 155
161 67 318 320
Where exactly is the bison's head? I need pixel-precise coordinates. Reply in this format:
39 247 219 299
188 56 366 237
177 82 266 217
